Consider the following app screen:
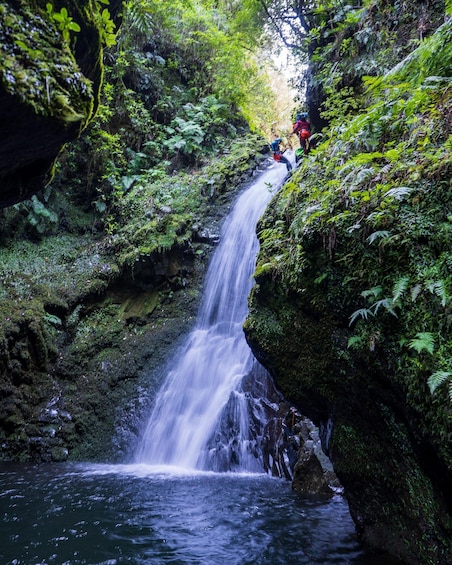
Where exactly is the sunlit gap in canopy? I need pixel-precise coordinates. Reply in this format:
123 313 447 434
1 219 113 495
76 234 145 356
264 44 307 138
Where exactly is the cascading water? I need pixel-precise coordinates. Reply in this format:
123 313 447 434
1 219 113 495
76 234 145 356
135 158 293 472
0 158 383 565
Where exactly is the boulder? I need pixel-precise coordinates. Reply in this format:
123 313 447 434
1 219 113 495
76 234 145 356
0 0 111 207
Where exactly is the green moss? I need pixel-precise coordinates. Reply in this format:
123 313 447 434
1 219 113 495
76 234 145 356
332 412 449 564
246 20 452 565
119 291 160 322
0 2 94 125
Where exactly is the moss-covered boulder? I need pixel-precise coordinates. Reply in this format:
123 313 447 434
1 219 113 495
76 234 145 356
245 22 452 565
0 0 115 207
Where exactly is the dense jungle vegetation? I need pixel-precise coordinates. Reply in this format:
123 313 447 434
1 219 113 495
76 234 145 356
0 0 451 563
254 1 452 409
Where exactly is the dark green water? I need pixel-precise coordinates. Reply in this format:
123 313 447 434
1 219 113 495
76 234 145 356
0 462 398 565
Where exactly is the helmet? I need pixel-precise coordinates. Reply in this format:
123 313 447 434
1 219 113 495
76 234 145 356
299 112 308 119
274 137 282 143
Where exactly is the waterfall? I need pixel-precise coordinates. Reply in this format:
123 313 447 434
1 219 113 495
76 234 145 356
134 158 293 472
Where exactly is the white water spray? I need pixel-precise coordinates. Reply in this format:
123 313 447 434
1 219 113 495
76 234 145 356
135 158 292 471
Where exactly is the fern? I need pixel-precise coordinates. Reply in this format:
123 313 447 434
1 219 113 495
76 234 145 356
384 186 413 200
349 308 374 325
361 286 382 299
366 230 391 244
410 284 422 302
123 0 154 37
408 332 435 354
372 298 398 317
427 371 451 395
392 276 410 303
355 167 375 184
426 280 448 307
347 335 363 349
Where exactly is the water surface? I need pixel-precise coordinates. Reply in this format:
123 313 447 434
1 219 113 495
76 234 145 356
0 462 391 565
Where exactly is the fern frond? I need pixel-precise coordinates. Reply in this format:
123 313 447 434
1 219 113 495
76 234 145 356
409 332 435 354
427 371 452 394
125 1 154 36
355 167 374 184
349 308 373 326
372 298 398 317
384 186 413 200
347 335 363 349
426 280 448 307
392 276 410 303
410 284 422 302
361 286 382 299
366 230 391 244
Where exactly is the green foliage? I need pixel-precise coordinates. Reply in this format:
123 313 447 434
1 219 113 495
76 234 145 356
426 280 448 307
8 195 59 237
347 335 363 350
164 118 205 157
349 308 374 325
28 195 58 233
43 313 62 326
163 96 232 163
250 7 452 563
47 0 116 47
320 78 360 124
427 371 452 400
115 0 275 130
94 0 116 47
46 4 81 43
303 0 446 134
254 20 452 423
408 332 435 355
0 3 93 123
56 0 282 236
348 275 411 325
119 0 154 42
107 133 265 263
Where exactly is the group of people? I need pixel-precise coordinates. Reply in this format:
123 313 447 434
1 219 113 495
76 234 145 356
270 112 311 172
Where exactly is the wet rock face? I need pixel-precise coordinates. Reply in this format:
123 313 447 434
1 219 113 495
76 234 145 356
0 1 106 207
0 234 209 463
0 96 78 207
245 275 452 564
200 360 339 493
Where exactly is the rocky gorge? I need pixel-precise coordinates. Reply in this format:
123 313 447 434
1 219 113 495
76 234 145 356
0 1 451 564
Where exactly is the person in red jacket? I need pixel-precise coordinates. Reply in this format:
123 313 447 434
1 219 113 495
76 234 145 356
292 112 311 156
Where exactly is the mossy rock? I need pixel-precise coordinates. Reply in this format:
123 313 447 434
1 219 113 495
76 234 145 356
0 0 105 206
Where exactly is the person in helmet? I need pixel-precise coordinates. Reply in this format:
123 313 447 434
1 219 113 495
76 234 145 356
270 137 292 172
292 112 311 156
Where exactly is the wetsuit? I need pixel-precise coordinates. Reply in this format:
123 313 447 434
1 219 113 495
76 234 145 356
270 139 292 172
